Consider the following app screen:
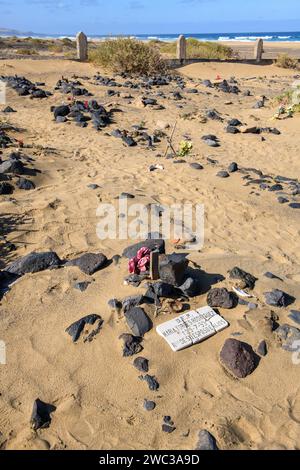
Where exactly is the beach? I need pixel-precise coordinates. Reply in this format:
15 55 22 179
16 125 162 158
0 53 300 451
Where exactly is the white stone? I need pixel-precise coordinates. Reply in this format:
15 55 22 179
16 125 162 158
177 35 187 62
76 31 88 61
254 39 263 63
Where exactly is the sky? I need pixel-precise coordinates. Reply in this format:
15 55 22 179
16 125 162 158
0 0 299 35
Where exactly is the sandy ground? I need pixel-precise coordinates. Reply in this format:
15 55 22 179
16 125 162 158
223 41 300 60
0 58 300 451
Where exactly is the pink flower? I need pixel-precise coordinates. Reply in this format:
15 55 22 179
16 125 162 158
128 257 138 274
137 247 151 260
138 255 150 273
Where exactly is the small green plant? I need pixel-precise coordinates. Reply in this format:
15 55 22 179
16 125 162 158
15 48 38 55
89 38 167 75
159 39 233 60
178 140 193 157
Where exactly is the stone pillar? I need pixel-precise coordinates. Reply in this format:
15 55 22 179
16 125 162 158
76 31 88 61
177 35 186 64
254 39 264 63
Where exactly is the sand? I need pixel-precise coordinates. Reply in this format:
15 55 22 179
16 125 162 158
222 41 300 60
0 58 300 451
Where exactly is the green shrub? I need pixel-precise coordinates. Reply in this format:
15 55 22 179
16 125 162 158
275 53 299 69
89 38 167 75
15 48 38 55
159 38 233 59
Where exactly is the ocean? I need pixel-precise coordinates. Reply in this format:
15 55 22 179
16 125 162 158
1 31 300 42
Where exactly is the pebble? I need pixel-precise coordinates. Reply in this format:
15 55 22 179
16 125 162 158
289 203 300 209
196 430 218 450
257 340 268 357
53 105 70 119
6 251 61 276
3 106 16 113
217 171 230 178
228 162 238 173
0 182 14 195
31 399 56 431
205 139 220 148
143 400 156 411
74 281 91 292
139 374 159 391
120 333 143 357
229 266 257 289
228 118 242 127
264 272 282 281
264 289 292 308
133 357 149 373
278 197 289 204
289 311 300 325
125 307 152 336
190 162 204 170
226 125 240 134
275 324 300 351
66 253 108 275
162 424 176 433
220 338 257 378
65 314 103 342
17 178 35 190
119 192 135 199
207 288 238 309
108 298 122 310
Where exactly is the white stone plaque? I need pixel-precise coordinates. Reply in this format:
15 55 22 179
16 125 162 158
156 306 229 352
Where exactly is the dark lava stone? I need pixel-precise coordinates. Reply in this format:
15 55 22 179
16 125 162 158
6 251 61 275
190 163 204 170
207 288 238 309
144 400 156 411
220 338 258 378
217 171 230 178
0 182 14 194
162 424 176 433
74 281 91 292
122 239 165 259
226 125 240 134
196 430 218 450
120 333 143 357
229 266 257 289
54 105 70 118
65 314 103 342
257 340 268 357
133 357 149 373
139 374 159 391
264 289 292 307
31 399 56 431
17 178 35 190
228 162 238 173
66 253 108 275
125 307 152 336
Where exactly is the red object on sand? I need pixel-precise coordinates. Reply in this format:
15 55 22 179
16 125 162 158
128 247 151 274
216 75 222 81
